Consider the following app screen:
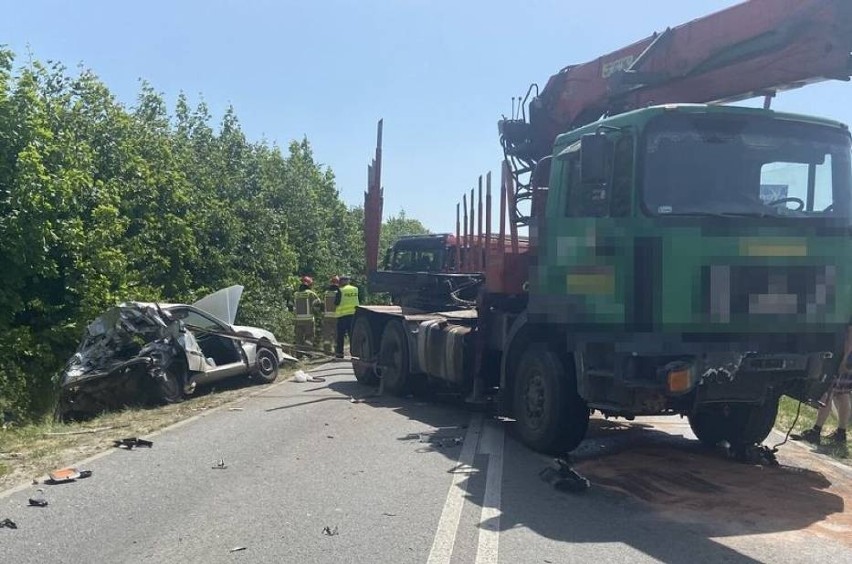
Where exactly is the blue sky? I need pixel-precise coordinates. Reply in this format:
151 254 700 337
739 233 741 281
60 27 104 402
3 0 850 233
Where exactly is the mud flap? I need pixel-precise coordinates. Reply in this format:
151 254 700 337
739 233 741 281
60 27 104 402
784 352 837 407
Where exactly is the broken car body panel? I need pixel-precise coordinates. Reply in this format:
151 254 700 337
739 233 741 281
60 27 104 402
57 287 296 420
192 285 243 326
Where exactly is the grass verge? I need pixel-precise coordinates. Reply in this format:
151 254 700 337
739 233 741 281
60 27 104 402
0 371 293 491
775 395 849 465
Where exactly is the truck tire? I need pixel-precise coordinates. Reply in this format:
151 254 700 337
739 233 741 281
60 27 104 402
379 320 410 396
512 343 589 455
351 316 379 386
688 394 780 448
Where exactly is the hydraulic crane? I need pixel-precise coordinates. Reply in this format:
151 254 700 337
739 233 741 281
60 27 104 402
499 0 852 224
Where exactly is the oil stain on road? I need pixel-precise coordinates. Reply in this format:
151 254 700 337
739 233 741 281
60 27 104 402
574 418 852 548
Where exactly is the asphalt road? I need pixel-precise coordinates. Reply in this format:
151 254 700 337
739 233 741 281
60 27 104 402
1 361 850 563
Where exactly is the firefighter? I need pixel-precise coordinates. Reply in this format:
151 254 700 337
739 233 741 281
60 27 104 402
334 275 359 358
293 276 320 347
321 276 340 353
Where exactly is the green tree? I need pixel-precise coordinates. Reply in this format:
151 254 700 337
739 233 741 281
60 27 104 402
0 47 428 421
379 208 431 264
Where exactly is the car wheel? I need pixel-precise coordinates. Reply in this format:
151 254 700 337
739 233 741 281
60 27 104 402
252 345 279 384
156 363 185 405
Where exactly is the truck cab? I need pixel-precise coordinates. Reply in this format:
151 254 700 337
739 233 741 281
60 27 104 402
382 234 458 273
513 103 851 452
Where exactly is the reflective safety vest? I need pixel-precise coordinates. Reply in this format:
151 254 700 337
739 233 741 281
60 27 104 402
324 291 338 319
336 284 360 317
293 289 319 321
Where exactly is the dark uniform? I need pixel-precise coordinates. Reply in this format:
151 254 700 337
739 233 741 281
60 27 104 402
334 277 360 358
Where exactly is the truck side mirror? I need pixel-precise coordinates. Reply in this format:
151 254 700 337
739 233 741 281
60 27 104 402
531 155 552 189
580 134 610 185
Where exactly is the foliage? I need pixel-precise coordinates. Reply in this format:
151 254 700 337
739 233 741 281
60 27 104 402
0 48 376 421
378 208 431 265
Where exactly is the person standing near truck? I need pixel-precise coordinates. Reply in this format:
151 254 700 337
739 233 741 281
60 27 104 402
321 276 340 353
334 275 359 358
794 351 851 447
293 276 320 347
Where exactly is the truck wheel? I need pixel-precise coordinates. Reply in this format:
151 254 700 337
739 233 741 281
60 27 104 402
512 344 589 455
379 320 410 396
351 316 379 386
689 395 780 448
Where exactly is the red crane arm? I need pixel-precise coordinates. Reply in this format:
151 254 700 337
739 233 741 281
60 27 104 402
521 0 852 160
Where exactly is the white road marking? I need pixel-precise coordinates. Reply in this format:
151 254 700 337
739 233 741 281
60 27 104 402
427 412 483 564
475 420 505 564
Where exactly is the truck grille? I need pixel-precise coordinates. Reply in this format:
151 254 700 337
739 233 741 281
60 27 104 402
704 265 836 322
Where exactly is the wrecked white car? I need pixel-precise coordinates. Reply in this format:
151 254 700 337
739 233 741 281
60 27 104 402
56 286 296 420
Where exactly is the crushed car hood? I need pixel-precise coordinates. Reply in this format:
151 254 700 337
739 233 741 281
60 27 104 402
59 285 294 391
59 303 201 387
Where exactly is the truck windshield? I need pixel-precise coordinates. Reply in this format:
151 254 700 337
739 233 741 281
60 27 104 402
388 248 444 271
641 113 852 221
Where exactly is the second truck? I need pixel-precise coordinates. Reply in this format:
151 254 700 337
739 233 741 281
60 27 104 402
352 0 852 456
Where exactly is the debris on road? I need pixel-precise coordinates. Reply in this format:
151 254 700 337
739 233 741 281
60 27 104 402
400 431 464 450
731 444 780 466
47 467 93 484
291 370 325 383
229 546 247 553
228 407 244 412
382 512 397 517
539 458 590 493
321 525 339 536
113 437 154 449
348 393 380 404
212 458 228 470
0 518 18 529
28 489 48 507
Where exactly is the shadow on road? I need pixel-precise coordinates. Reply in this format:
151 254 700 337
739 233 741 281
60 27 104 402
324 369 851 561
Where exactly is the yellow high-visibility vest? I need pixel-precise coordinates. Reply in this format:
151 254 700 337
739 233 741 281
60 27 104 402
336 285 360 317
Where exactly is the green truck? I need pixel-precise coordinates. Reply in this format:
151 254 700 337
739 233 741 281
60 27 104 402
354 0 852 456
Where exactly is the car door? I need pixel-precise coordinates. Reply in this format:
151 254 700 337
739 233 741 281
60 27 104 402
170 307 249 384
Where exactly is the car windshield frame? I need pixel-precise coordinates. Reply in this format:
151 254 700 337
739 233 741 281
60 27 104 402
168 306 229 331
638 112 852 222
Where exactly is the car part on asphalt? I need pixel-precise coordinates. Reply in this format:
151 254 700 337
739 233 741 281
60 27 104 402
28 489 48 507
0 518 17 529
113 438 154 449
539 458 590 493
46 467 93 484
